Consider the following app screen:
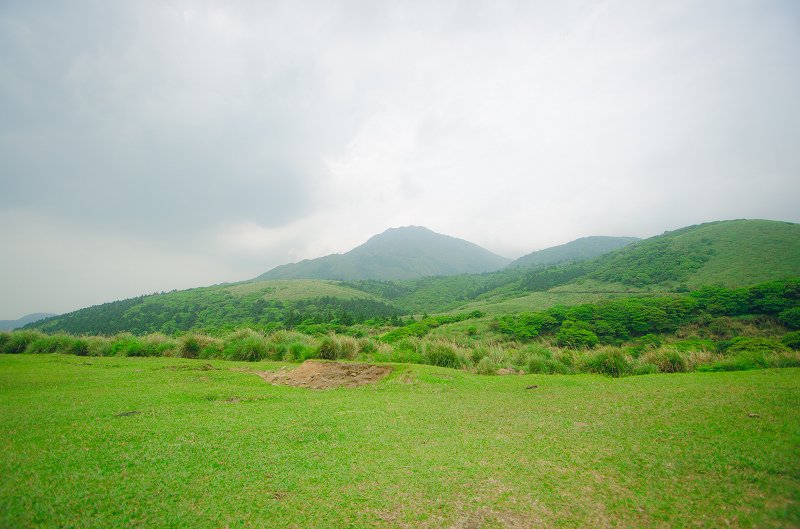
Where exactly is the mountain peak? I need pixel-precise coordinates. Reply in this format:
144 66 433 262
258 226 511 281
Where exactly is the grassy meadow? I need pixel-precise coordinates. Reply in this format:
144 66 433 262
1 353 799 528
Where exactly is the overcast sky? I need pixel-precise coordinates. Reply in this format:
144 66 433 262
1 0 799 319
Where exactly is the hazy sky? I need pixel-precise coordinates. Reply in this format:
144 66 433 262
1 0 799 318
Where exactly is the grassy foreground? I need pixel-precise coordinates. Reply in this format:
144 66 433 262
1 355 799 528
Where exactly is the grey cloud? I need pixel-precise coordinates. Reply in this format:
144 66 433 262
1 0 799 318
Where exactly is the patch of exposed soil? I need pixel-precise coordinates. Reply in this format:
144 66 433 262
258 360 392 390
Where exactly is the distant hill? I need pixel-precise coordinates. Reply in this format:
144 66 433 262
508 236 640 269
258 226 511 281
24 219 800 336
576 219 800 290
27 280 402 336
0 313 57 331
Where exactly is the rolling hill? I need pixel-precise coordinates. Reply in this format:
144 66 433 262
24 219 800 336
507 236 640 269
257 226 511 281
0 313 57 331
565 219 800 291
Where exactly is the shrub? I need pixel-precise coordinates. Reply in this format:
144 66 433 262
766 351 800 368
724 337 787 355
142 334 178 357
106 334 147 357
526 354 572 375
424 342 462 369
180 336 202 359
781 331 800 350
556 321 599 349
223 330 268 361
584 349 632 377
2 331 43 354
475 356 497 375
26 335 89 356
643 349 688 373
698 351 768 372
778 307 800 330
632 363 660 375
317 336 338 360
358 338 378 355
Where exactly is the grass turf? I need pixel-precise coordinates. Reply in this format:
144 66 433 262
1 354 798 528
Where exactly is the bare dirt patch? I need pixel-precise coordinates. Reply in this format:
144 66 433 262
258 360 392 390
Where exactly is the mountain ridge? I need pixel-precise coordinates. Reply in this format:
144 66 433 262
258 226 512 281
0 313 57 331
507 236 640 269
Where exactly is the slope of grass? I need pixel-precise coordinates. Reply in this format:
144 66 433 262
677 220 800 288
508 236 640 269
1 354 798 528
29 280 403 336
226 279 380 301
588 219 800 290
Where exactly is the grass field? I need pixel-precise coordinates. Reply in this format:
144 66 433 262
1 354 799 528
226 280 380 302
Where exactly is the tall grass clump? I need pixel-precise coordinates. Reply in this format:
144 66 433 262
179 334 224 359
314 334 359 360
223 329 268 361
267 331 317 361
1 330 43 354
475 356 497 375
423 341 463 369
26 334 89 356
583 348 633 378
642 348 689 373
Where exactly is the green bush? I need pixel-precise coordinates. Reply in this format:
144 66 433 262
526 354 572 375
475 356 497 375
1 331 43 354
224 333 268 361
781 331 800 350
766 351 800 368
584 350 632 377
317 337 338 360
556 321 599 349
180 336 201 359
632 363 660 375
778 307 800 330
424 342 462 369
644 349 688 373
724 337 787 355
698 351 768 372
26 335 89 356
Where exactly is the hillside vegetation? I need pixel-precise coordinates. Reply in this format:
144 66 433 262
25 219 800 337
508 236 639 269
13 279 800 377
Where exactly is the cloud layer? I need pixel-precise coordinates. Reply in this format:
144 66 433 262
1 1 799 317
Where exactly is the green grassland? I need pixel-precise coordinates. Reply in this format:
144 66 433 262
226 279 380 301
1 354 798 528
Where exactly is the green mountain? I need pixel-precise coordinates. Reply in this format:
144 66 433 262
507 236 640 269
399 219 800 314
28 280 404 336
25 219 800 336
258 226 511 281
0 313 57 331
572 219 800 291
